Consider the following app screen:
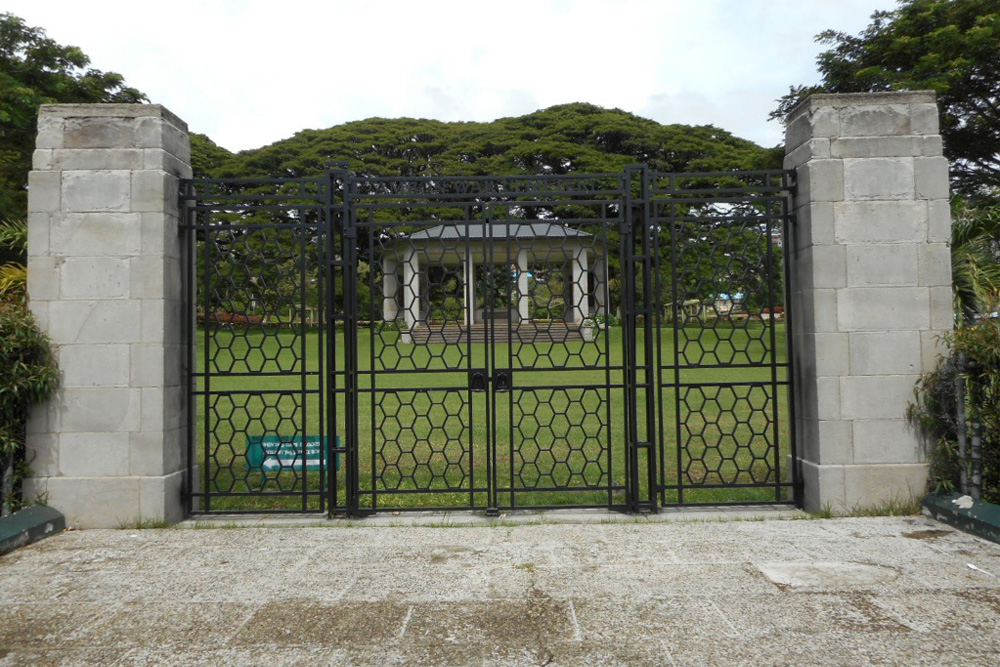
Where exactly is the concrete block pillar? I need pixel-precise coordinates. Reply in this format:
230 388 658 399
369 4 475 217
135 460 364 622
784 92 952 512
26 104 192 527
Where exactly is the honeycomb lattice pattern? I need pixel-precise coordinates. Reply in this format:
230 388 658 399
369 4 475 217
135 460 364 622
678 384 775 485
510 388 607 489
374 390 471 491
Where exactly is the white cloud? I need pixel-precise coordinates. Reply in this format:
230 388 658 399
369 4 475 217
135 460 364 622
5 0 898 151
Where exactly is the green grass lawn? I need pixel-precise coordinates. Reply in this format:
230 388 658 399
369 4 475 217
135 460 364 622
192 323 794 513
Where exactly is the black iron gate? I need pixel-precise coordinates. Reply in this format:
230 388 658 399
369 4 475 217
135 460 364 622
182 166 798 515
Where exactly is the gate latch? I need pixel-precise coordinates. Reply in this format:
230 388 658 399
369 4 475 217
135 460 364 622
493 370 511 393
470 370 488 392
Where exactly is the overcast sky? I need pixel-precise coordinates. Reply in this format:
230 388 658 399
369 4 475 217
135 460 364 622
7 0 900 152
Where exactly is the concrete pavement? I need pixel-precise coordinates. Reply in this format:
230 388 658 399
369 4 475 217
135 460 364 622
2 511 999 666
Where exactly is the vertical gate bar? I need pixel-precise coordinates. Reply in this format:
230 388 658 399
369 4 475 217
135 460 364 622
668 178 685 505
367 204 378 513
764 190 783 501
201 207 213 513
604 201 615 508
640 167 658 512
464 207 475 510
485 205 498 515
622 165 640 512
183 183 195 515
297 206 308 511
781 170 801 505
504 211 517 511
652 182 667 507
342 173 361 515
318 181 329 514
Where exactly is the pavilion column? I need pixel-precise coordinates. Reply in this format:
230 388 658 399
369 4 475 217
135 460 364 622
464 253 476 326
571 247 589 323
517 249 530 322
593 255 607 316
402 247 419 329
382 257 398 322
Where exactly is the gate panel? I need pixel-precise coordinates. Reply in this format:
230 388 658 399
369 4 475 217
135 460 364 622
648 170 797 505
182 178 333 513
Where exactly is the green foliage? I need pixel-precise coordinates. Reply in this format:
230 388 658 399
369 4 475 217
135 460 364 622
212 102 780 181
0 300 58 514
772 0 1000 200
0 219 27 300
0 12 146 220
951 201 1000 323
909 320 1000 502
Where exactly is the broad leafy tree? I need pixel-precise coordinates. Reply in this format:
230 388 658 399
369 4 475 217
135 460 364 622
772 0 1000 200
0 13 146 221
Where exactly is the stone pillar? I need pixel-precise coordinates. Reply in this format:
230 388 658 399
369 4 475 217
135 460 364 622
26 104 192 527
784 92 952 512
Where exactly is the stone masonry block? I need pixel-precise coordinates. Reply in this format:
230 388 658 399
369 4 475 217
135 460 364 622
52 148 144 171
838 104 911 137
25 433 59 477
831 136 924 159
921 135 944 156
918 243 952 288
914 156 950 200
131 345 165 387
60 257 130 299
910 102 940 135
813 332 850 377
837 287 930 331
846 244 917 287
811 289 840 334
840 375 919 421
58 344 130 388
27 212 50 255
54 387 140 433
59 433 131 476
131 171 170 212
784 138 832 169
140 299 166 343
136 116 191 162
34 114 65 149
27 256 60 301
842 463 929 510
49 213 142 257
853 420 925 464
816 377 841 421
143 149 192 179
49 300 142 344
849 331 921 376
32 149 53 170
139 470 187 524
62 171 130 212
927 200 952 242
44 476 140 528
809 245 847 289
130 431 166 476
27 171 60 213
130 255 166 299
844 157 914 200
929 285 954 330
834 201 927 244
140 388 165 433
921 330 948 372
63 117 135 149
798 160 844 202
800 460 846 514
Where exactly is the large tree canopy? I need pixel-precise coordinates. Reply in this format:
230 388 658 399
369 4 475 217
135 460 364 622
205 103 781 180
772 0 1000 200
0 12 146 221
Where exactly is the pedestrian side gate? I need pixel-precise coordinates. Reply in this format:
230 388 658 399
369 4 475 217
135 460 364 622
181 166 798 515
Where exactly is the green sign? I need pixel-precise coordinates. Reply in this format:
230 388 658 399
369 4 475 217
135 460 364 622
246 435 339 475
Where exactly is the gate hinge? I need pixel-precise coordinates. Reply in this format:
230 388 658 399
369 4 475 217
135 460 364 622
343 226 357 240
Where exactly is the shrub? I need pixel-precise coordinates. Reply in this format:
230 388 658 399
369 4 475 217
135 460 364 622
909 320 1000 502
0 301 59 515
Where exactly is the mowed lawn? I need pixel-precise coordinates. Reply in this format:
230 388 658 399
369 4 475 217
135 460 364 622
193 323 793 512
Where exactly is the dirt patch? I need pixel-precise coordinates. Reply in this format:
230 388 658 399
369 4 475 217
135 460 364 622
233 600 410 646
902 529 954 540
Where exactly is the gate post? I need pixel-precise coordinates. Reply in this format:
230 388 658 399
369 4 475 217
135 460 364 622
784 92 952 512
25 104 192 527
